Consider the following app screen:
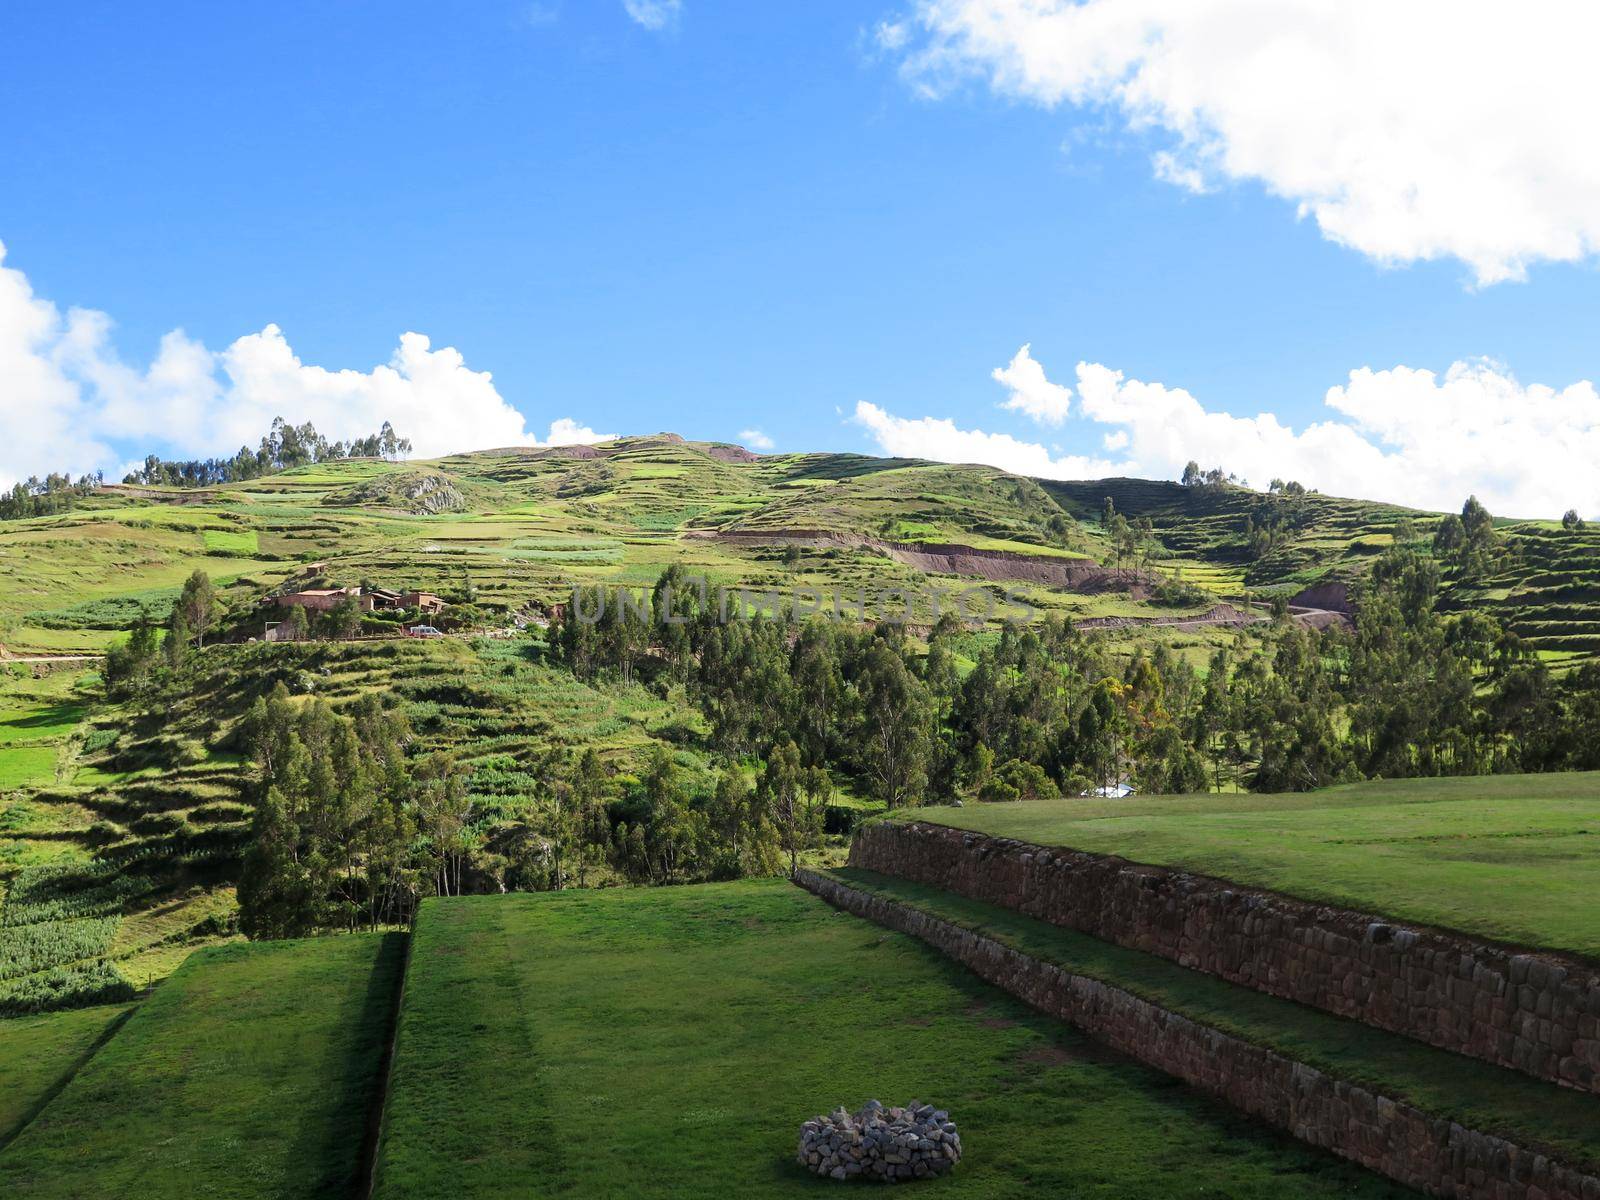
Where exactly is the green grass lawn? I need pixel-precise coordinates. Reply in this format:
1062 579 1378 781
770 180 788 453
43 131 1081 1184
0 1004 130 1150
908 772 1600 958
825 868 1600 1174
374 880 1410 1199
0 933 403 1198
0 744 60 790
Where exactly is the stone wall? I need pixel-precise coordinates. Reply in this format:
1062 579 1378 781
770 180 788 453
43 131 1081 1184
850 822 1600 1094
798 869 1600 1200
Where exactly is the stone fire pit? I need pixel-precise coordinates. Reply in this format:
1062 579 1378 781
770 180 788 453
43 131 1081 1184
797 1100 961 1182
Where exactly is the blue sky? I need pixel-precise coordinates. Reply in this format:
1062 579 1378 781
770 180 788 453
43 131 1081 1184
4 2 1600 516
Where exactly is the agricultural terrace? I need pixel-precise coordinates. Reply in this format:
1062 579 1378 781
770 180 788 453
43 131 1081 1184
0 932 402 1198
0 1003 130 1150
911 772 1600 958
372 879 1409 1199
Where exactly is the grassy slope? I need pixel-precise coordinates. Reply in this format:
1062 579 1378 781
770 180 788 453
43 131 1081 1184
825 868 1600 1173
374 880 1410 1199
3 439 1592 660
0 933 403 1198
908 773 1600 958
0 1004 130 1149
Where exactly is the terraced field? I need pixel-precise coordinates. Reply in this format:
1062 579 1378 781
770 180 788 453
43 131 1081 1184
371 880 1407 1199
911 772 1600 957
1456 523 1600 659
0 1003 129 1150
0 933 402 1198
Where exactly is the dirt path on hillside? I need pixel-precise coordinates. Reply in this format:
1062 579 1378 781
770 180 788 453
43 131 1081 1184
688 528 1157 592
0 653 105 664
689 528 1354 632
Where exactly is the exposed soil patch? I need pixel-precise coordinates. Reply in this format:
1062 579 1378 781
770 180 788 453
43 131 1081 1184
1016 1043 1082 1068
691 528 1157 592
704 444 762 463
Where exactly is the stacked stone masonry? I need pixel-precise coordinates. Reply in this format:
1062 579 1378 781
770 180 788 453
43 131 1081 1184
798 869 1600 1200
851 822 1600 1093
797 1100 962 1182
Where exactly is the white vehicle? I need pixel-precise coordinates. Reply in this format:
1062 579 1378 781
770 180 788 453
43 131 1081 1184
1086 783 1135 799
406 624 445 638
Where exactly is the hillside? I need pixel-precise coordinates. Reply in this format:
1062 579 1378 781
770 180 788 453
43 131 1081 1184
3 435 1599 1011
7 436 1591 660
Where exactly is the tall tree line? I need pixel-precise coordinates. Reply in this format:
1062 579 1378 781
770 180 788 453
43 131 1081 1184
123 417 411 488
554 547 1600 809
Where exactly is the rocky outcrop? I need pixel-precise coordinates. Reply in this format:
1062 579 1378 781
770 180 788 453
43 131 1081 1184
1292 580 1354 614
323 471 466 515
850 822 1600 1094
796 1100 961 1182
798 869 1600 1200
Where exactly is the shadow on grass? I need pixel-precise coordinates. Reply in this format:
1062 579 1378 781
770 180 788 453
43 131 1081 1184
288 932 407 1198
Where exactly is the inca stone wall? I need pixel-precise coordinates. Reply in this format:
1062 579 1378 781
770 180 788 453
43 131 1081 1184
851 822 1600 1094
797 868 1600 1200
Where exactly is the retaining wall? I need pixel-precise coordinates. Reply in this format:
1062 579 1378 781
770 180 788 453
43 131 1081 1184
850 821 1600 1093
798 869 1600 1200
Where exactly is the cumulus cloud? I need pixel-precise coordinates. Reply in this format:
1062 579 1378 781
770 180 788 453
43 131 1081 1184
623 0 681 31
545 418 614 446
737 428 775 451
882 1 1600 284
0 242 602 486
854 401 1125 479
992 342 1072 424
855 345 1600 519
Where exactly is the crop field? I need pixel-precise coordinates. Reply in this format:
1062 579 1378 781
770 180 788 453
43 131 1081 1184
913 772 1600 958
372 880 1408 1199
0 932 403 1198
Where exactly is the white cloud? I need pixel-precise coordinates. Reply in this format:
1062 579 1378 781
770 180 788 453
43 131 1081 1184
992 342 1073 424
883 1 1600 284
0 242 601 486
545 418 613 446
623 0 681 31
875 20 911 51
853 401 1125 479
856 345 1600 519
737 428 775 451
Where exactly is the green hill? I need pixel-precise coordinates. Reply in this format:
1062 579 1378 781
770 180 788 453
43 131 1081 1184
3 436 1599 1008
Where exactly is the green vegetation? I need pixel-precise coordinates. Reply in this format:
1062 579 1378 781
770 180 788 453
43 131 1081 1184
0 932 402 1198
911 772 1600 957
8 436 1600 993
0 1004 129 1148
0 864 141 1015
824 868 1600 1172
374 880 1408 1198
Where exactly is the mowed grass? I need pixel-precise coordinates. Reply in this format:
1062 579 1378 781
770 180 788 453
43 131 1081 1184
0 1004 130 1150
910 772 1600 958
0 933 403 1198
373 881 1409 1199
